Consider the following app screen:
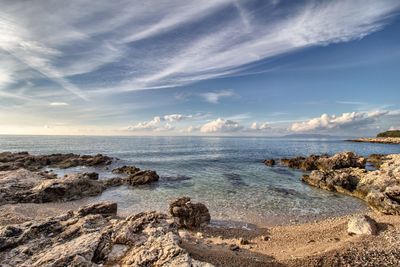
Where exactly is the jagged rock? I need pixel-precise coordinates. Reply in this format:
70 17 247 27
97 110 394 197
316 151 366 170
347 215 377 235
126 170 159 186
77 201 118 216
0 170 109 205
112 165 140 175
0 151 113 171
368 154 387 169
169 197 211 229
280 152 366 171
0 202 213 267
303 154 400 215
263 159 275 166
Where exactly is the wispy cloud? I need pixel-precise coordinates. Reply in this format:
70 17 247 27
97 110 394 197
200 118 243 133
49 102 69 106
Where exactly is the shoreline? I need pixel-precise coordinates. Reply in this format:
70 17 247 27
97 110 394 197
348 137 400 144
1 150 400 266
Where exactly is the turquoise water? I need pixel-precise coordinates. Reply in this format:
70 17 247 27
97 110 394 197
1 135 399 225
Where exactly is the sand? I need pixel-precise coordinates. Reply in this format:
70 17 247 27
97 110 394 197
2 202 400 266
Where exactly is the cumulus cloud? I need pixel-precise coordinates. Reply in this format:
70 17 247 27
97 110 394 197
200 118 243 133
163 114 193 122
127 113 193 131
199 90 235 104
250 122 270 131
290 111 388 132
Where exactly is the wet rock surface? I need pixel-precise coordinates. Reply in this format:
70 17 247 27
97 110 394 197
0 153 160 206
0 151 113 171
303 154 400 215
278 152 366 171
0 202 212 267
169 197 211 229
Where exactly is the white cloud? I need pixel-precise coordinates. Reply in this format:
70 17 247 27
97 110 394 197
163 114 193 122
200 118 243 133
290 110 388 132
127 113 193 131
199 90 235 104
50 102 69 106
250 122 270 131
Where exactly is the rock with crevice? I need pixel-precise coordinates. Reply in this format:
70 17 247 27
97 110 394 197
0 151 113 171
169 197 211 229
0 202 213 267
303 154 400 215
280 152 366 171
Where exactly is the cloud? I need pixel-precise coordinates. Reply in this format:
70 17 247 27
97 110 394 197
290 110 388 132
250 122 270 131
50 102 69 106
389 126 400 131
163 114 193 122
200 118 243 133
199 90 235 104
127 113 193 131
2 0 398 100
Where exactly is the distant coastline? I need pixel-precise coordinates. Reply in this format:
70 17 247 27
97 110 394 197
348 137 400 144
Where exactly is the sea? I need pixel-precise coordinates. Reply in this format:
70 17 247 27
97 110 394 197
1 135 399 226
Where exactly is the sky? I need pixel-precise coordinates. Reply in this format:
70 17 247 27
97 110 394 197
0 0 400 136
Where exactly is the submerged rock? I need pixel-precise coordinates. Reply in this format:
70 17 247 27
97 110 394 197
0 202 213 266
303 154 400 215
347 215 377 235
169 197 211 229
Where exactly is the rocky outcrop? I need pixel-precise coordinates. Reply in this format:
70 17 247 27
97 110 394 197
303 154 400 215
169 197 211 229
0 151 113 171
347 215 377 235
280 152 366 171
0 202 213 266
0 167 160 205
0 169 107 204
112 165 140 175
112 166 159 186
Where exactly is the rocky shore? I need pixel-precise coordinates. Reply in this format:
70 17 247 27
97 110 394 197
1 150 400 266
348 137 400 144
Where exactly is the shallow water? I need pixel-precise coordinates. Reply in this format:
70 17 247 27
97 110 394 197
1 135 399 226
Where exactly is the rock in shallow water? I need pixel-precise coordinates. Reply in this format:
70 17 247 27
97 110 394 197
0 202 213 266
303 154 400 215
169 197 211 229
347 215 377 235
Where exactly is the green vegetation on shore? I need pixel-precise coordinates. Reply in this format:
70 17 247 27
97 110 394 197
377 130 400 138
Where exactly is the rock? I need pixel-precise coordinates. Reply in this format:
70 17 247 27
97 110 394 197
112 165 140 175
0 152 113 171
347 215 377 235
316 151 366 170
77 201 118 216
280 152 366 171
302 154 400 215
126 170 159 186
368 154 387 169
239 238 249 245
229 244 240 251
263 159 275 166
0 202 213 266
169 197 211 229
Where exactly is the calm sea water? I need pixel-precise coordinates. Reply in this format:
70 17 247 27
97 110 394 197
1 135 399 226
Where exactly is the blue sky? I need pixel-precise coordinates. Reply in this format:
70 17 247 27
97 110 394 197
0 0 399 136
